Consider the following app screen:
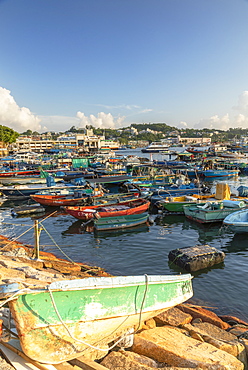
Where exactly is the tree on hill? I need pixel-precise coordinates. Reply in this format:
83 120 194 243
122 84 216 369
21 129 33 136
0 125 19 145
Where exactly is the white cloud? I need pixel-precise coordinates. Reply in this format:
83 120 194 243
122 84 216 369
76 111 125 129
233 91 248 112
195 114 230 130
177 121 188 129
193 91 248 130
139 108 153 114
233 113 248 128
0 87 41 132
91 103 141 111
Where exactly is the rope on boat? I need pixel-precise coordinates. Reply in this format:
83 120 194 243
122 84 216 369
47 274 149 351
0 288 31 308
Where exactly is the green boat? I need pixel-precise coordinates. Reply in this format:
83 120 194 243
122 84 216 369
155 195 204 213
94 212 149 231
3 274 193 363
183 200 247 224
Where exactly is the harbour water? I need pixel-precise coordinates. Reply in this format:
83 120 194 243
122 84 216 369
0 148 247 321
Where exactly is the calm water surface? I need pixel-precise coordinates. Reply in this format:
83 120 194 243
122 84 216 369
0 149 247 321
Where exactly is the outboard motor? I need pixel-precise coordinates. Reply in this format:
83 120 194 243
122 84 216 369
46 176 56 187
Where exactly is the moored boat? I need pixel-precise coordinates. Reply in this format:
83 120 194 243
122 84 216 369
11 204 45 216
149 184 204 204
94 211 150 231
64 198 150 221
0 184 81 200
0 169 39 177
154 195 205 213
0 174 63 185
32 191 140 208
183 200 247 224
3 274 193 363
198 169 239 179
223 208 248 233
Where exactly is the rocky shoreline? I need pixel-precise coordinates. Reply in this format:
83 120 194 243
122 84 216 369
0 235 247 370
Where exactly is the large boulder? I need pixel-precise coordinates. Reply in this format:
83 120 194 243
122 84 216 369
177 304 230 330
182 322 247 365
154 307 192 327
132 326 244 370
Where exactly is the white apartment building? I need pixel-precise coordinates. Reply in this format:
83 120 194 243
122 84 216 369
10 137 55 152
178 137 211 145
11 129 114 153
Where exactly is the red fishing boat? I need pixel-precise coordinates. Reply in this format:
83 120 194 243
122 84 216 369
31 189 105 207
31 191 141 207
64 198 150 221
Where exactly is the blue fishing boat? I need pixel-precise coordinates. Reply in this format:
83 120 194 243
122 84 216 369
149 184 204 204
223 208 248 233
198 169 239 179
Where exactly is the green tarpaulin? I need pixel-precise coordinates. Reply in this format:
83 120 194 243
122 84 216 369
72 158 89 168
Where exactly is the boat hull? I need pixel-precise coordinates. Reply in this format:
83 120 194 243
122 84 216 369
223 209 248 233
94 212 149 230
150 187 201 204
199 170 239 178
8 275 193 363
158 200 200 213
0 176 62 185
183 204 246 223
66 198 150 220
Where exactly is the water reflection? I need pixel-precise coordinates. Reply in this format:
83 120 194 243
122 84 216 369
155 214 185 226
224 233 248 253
155 213 224 244
183 218 224 244
63 219 150 238
168 258 225 276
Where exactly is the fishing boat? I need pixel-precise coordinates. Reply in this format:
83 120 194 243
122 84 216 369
198 169 240 179
186 146 211 154
0 184 81 200
93 212 150 231
223 208 248 233
0 184 53 199
31 193 95 207
0 174 104 200
154 182 235 213
149 184 204 204
2 274 193 363
0 173 63 185
219 151 246 159
11 204 45 217
154 195 205 213
64 198 150 221
183 200 247 224
32 191 139 208
0 169 39 177
30 187 105 206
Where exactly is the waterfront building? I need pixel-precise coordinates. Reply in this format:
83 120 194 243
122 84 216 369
9 129 118 154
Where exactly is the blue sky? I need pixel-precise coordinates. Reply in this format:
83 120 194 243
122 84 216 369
1 0 248 133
